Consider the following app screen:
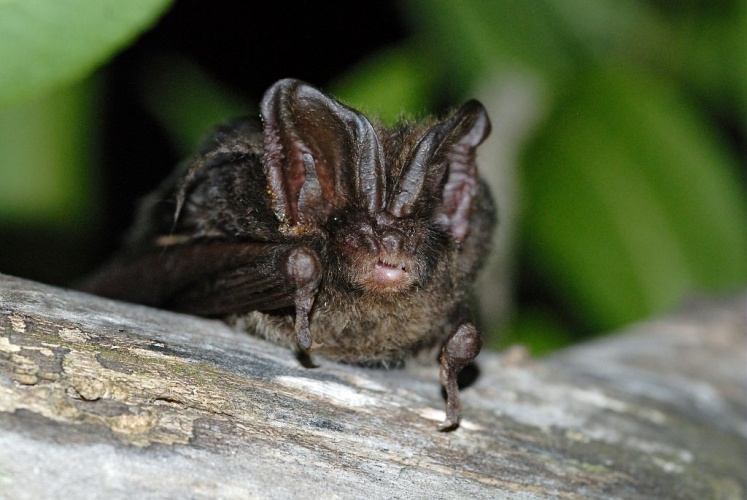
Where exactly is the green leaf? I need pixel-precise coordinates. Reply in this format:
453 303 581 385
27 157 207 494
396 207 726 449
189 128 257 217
669 1 747 117
0 0 173 108
521 67 747 331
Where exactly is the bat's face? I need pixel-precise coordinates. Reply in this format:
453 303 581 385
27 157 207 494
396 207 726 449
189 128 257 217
325 209 444 294
258 80 490 300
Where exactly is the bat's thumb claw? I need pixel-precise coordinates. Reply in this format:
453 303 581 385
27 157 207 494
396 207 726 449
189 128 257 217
295 325 323 352
437 418 460 432
295 328 312 350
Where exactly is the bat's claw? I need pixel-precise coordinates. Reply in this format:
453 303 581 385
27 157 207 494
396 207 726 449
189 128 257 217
437 416 460 432
295 323 313 351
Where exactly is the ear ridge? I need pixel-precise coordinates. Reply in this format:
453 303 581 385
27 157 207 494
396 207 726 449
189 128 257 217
388 130 442 218
261 79 304 228
351 117 386 215
261 79 384 231
389 100 491 241
442 100 491 242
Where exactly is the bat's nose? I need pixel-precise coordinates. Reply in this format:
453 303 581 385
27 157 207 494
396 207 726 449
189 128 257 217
379 228 405 254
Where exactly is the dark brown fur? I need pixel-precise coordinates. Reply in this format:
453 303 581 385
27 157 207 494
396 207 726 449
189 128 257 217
81 79 496 430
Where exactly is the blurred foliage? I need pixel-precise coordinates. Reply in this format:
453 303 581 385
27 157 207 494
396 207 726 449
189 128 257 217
0 0 172 226
0 1 744 355
137 52 251 154
0 80 98 227
0 0 173 109
332 47 435 124
522 68 747 332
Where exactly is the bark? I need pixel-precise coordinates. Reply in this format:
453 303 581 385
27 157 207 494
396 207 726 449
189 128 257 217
0 273 744 499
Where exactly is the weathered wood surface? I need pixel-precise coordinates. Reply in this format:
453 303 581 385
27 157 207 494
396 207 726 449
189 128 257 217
0 273 745 499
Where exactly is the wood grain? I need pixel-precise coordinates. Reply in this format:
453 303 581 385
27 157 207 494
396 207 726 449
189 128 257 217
1 273 744 499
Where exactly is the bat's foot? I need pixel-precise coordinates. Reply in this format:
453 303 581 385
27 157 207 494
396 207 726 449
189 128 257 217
438 321 482 432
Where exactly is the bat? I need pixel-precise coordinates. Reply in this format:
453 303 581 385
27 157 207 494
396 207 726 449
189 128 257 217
81 79 496 431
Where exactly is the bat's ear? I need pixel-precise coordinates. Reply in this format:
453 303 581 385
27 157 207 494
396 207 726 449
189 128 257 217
261 79 385 232
438 100 491 242
389 100 491 242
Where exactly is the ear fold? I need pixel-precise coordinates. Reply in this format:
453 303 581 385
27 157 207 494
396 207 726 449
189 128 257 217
389 100 491 242
261 79 385 231
439 100 491 242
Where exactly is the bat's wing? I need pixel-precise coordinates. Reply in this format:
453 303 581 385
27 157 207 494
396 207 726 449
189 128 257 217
79 240 320 321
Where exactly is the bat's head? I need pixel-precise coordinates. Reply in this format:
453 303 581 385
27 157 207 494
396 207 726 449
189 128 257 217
261 79 491 294
321 208 433 293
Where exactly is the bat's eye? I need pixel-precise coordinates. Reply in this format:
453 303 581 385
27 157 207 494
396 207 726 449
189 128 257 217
326 214 344 230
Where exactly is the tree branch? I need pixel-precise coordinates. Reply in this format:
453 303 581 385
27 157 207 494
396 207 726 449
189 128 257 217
1 273 744 498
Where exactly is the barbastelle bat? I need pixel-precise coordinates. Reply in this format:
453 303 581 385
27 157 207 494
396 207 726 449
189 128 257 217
81 79 496 431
